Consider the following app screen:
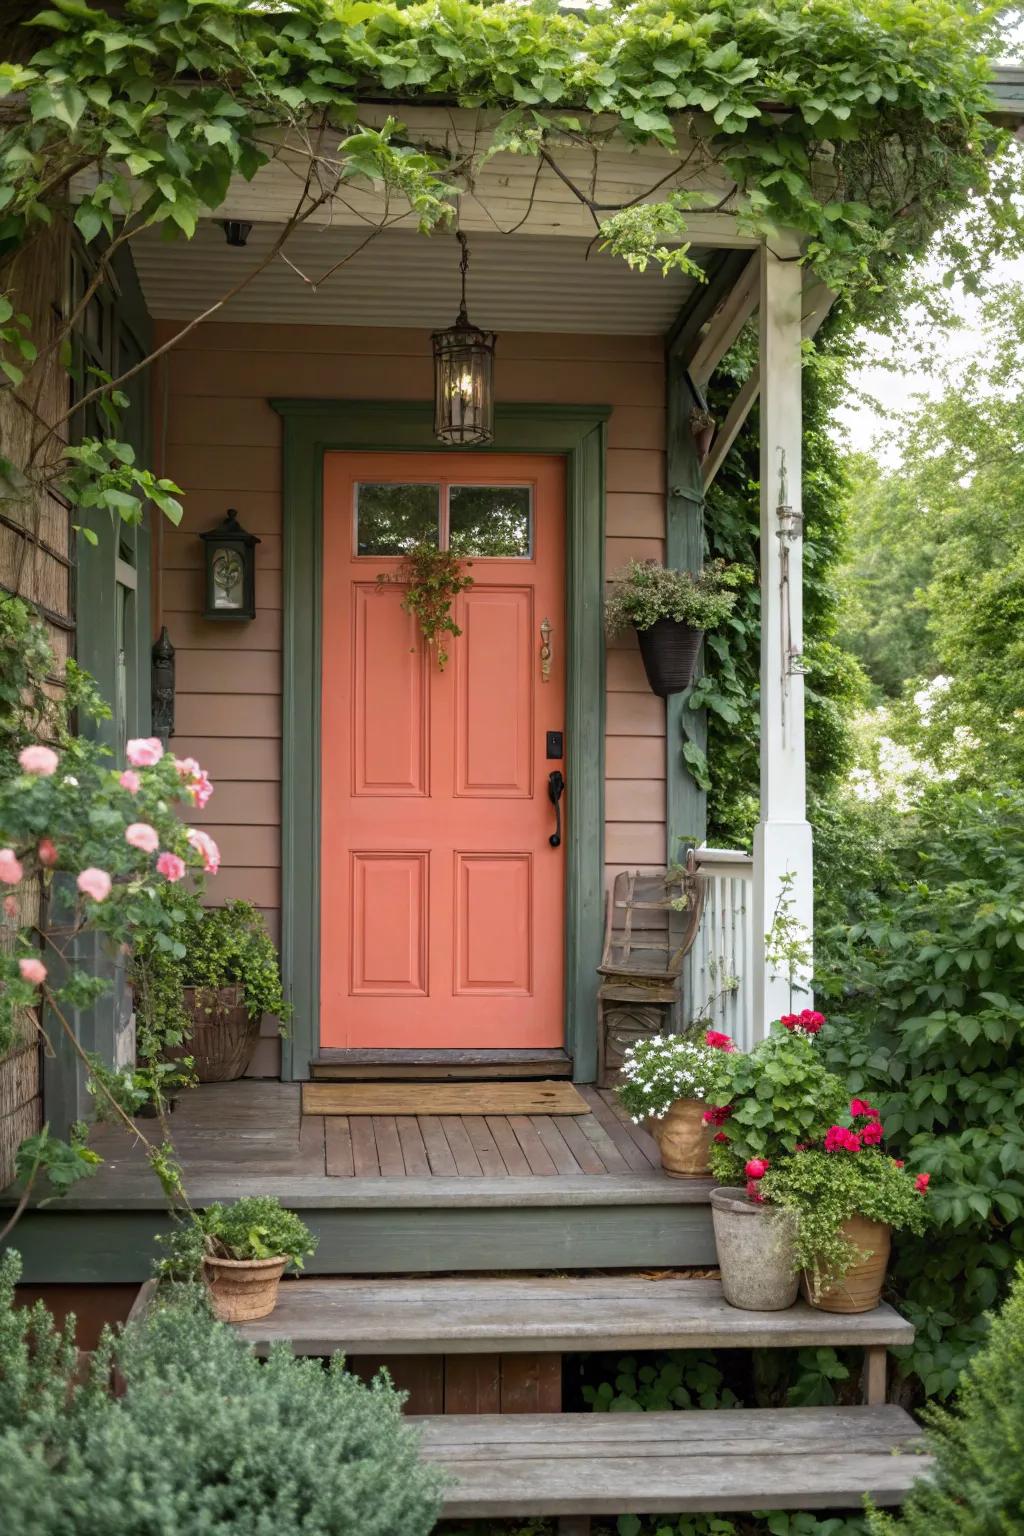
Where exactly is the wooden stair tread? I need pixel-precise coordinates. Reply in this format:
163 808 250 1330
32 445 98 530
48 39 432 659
233 1275 915 1355
312 1049 573 1081
302 1081 590 1117
415 1406 929 1515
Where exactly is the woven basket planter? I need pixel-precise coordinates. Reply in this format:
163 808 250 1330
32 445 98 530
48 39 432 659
181 984 259 1083
637 620 703 697
649 1098 712 1177
203 1254 287 1322
804 1214 891 1314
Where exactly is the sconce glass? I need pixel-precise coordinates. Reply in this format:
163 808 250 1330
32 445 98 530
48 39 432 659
200 510 260 621
432 232 496 446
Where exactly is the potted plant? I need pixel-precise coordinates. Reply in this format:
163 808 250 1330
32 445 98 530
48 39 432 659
689 403 716 462
158 1195 318 1321
605 558 746 697
616 1029 737 1176
759 1105 932 1313
132 890 290 1083
707 1015 849 1310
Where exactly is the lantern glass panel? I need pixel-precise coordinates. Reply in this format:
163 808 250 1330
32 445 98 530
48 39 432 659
211 546 245 610
432 327 495 446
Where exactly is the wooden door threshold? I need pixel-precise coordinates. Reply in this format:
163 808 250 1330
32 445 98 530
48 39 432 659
311 1048 573 1082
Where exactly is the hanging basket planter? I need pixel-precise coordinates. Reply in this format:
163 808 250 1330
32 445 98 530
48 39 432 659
636 618 704 698
690 405 716 465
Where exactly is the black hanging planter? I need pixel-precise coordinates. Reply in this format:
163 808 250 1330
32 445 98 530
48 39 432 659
636 619 703 697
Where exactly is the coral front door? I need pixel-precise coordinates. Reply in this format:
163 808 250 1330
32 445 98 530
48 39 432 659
320 453 566 1049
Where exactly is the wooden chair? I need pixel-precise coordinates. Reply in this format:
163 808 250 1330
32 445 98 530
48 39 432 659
596 860 706 1086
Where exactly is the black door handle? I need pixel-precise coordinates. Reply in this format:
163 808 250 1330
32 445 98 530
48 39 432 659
547 770 565 847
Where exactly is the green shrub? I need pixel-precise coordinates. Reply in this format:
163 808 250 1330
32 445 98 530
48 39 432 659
0 1250 443 1536
816 787 1024 1395
158 1195 317 1276
867 1262 1024 1534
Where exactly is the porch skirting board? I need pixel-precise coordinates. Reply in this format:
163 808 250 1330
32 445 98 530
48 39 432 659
301 1081 590 1117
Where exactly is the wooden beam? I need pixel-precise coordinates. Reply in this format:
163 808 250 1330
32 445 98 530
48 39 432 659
702 268 837 490
667 250 750 363
689 252 760 390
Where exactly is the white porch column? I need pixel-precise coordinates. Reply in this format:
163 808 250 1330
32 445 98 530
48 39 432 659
752 246 814 1034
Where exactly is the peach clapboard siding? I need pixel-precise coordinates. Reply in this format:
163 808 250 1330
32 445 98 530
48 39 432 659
155 320 666 1070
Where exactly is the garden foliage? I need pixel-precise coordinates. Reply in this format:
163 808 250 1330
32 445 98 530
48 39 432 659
158 1194 317 1276
867 1262 1024 1534
0 1250 444 1536
605 559 747 638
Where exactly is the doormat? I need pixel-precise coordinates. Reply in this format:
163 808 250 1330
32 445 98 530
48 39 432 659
302 1080 590 1117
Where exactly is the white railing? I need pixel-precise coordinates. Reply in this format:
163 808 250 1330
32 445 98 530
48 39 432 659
685 847 756 1052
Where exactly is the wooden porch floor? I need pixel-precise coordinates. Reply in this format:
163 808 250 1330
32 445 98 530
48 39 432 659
82 1080 666 1185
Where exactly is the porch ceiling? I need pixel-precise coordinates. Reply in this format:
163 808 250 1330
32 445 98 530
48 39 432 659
129 221 706 335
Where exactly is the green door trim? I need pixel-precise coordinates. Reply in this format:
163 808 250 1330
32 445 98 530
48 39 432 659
272 400 609 1083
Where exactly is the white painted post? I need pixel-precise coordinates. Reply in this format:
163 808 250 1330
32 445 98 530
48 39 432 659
752 245 814 1035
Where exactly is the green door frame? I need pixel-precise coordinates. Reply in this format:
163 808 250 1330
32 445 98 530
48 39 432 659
272 400 609 1084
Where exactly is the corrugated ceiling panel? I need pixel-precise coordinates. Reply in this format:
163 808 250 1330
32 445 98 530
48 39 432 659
130 223 701 335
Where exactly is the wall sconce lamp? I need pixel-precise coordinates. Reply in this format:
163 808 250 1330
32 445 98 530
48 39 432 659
200 510 260 621
431 231 496 446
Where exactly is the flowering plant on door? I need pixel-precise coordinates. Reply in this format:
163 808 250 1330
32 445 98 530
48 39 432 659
376 542 473 670
616 1029 738 1177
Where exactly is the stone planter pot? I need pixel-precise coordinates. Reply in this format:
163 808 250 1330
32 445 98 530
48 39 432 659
180 984 259 1083
804 1214 891 1314
636 620 704 697
649 1098 711 1177
711 1187 799 1311
203 1254 288 1322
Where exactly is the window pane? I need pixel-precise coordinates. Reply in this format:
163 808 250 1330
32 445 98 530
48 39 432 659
448 485 532 557
356 483 440 555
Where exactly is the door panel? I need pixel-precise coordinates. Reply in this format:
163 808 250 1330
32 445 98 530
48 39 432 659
321 452 566 1049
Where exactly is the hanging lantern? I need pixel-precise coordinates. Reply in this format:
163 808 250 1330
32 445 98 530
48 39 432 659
199 509 260 621
432 231 496 446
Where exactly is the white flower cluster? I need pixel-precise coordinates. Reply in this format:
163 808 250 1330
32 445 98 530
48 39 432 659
619 1034 724 1122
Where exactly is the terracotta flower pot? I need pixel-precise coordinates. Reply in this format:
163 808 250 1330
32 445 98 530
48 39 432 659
179 984 259 1082
636 619 704 697
804 1214 891 1314
203 1254 288 1322
711 1187 799 1311
649 1098 712 1177
692 421 715 462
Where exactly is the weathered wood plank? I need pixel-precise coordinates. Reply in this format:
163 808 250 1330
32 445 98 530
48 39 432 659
530 1115 584 1176
297 1112 326 1174
372 1116 406 1177
445 1355 502 1414
350 1118 380 1178
415 1407 929 1516
485 1116 533 1177
550 1115 608 1174
324 1117 354 1177
598 1088 662 1165
578 1087 654 1173
302 1082 590 1116
439 1117 484 1178
418 1116 459 1177
395 1116 431 1177
507 1116 559 1177
500 1354 562 1414
573 1110 632 1174
463 1117 509 1178
232 1277 915 1357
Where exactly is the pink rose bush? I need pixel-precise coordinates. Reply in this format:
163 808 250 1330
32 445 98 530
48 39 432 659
0 727 219 1049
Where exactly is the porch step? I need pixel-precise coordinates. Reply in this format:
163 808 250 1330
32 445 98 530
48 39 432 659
415 1406 929 1517
233 1275 915 1356
311 1048 573 1081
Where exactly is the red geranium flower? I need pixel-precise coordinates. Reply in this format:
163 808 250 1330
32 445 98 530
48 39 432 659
915 1173 930 1194
860 1121 884 1146
702 1104 732 1126
780 1009 825 1035
744 1157 769 1180
824 1125 862 1154
850 1097 880 1120
893 1159 905 1169
713 1131 729 1144
705 1029 736 1052
745 1179 765 1203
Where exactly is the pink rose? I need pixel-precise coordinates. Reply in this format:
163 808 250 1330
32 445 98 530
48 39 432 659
125 822 159 854
119 769 141 794
18 956 47 985
156 851 186 882
915 1173 930 1194
0 849 24 886
125 737 164 768
860 1120 884 1146
77 867 112 903
744 1157 769 1180
705 1029 735 1052
37 837 58 868
186 828 220 874
175 756 214 809
18 744 58 776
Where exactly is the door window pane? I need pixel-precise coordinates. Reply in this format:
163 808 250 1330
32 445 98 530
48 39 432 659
356 483 440 555
448 485 532 557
